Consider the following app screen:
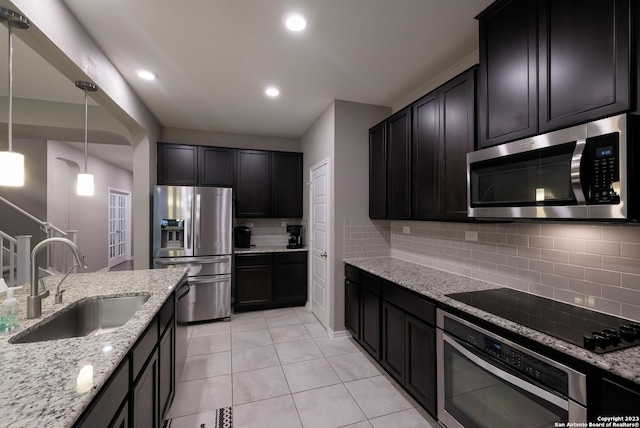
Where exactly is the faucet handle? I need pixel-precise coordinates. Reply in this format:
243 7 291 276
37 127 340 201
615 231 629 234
39 278 48 293
54 289 65 304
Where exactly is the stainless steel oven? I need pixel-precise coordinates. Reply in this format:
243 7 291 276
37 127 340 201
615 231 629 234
436 310 587 428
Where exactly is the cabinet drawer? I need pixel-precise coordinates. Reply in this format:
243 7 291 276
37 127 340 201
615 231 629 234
360 272 381 296
274 251 307 264
132 318 158 382
235 254 273 266
159 293 175 335
345 264 360 284
382 282 435 325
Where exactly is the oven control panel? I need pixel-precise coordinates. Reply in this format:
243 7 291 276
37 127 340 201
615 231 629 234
484 338 567 394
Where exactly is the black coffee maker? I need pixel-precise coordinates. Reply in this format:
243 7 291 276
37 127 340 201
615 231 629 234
286 225 303 249
234 226 252 248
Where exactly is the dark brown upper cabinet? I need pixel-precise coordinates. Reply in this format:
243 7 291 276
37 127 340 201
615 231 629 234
271 152 303 218
412 93 440 220
157 143 199 185
477 0 538 148
477 0 632 148
413 67 476 220
440 68 476 219
370 68 476 221
158 143 234 187
387 107 412 219
538 0 630 132
235 150 303 218
235 150 271 217
199 146 235 186
369 122 387 219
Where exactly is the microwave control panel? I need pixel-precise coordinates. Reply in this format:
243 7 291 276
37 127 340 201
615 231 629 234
585 133 620 205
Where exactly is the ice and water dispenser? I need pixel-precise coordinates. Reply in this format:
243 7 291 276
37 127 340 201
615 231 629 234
160 219 185 249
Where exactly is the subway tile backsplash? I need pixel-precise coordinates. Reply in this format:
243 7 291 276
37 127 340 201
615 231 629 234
343 218 640 321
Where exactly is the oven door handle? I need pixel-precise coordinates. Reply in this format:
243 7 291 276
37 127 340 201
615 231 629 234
443 334 568 410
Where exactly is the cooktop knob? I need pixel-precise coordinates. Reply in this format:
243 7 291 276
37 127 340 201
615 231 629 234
602 330 621 346
584 335 597 350
592 333 610 348
620 325 640 342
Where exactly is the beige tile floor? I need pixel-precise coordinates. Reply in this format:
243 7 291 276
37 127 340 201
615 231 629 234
165 306 438 428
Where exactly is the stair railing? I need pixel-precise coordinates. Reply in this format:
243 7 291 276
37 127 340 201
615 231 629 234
1 232 30 286
0 196 78 281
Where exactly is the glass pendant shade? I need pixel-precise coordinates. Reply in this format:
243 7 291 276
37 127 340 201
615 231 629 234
77 173 94 196
0 151 24 186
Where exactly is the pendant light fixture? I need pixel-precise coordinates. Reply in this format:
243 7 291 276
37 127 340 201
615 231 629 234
75 80 98 196
0 8 29 187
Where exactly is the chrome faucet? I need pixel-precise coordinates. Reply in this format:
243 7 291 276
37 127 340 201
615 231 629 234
27 237 88 319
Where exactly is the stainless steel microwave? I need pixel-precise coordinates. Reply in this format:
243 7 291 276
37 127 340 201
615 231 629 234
467 114 639 220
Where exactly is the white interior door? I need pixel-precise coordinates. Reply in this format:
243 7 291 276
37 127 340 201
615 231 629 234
108 189 130 268
310 160 329 327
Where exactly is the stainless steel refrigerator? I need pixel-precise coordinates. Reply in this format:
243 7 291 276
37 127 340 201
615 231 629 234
153 186 232 322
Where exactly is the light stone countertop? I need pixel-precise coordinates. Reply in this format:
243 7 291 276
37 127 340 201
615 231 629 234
234 246 308 254
344 256 640 386
0 268 187 428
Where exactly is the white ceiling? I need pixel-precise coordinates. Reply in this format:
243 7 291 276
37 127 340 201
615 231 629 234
60 0 493 139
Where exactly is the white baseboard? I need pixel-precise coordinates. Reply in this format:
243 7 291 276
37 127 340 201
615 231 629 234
328 328 352 339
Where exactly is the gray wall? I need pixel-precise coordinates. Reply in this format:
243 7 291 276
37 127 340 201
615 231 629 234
47 141 133 272
332 100 390 331
300 100 390 333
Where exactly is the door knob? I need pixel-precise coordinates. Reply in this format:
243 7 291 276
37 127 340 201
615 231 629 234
320 252 327 258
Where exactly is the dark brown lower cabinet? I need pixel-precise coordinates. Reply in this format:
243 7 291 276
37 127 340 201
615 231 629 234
345 264 436 418
360 289 381 359
272 261 307 305
381 302 436 416
159 321 175 419
404 313 436 414
235 264 273 309
590 375 640 419
381 301 405 381
344 279 360 339
73 291 177 428
132 348 159 428
235 252 307 312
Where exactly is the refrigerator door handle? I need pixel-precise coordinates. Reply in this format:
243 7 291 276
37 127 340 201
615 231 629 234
186 193 193 250
195 193 201 250
189 274 231 284
155 256 231 265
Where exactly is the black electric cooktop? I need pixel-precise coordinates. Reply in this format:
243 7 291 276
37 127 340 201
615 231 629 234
446 288 640 354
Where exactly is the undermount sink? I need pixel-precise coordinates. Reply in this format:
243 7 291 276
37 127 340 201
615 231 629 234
10 294 150 344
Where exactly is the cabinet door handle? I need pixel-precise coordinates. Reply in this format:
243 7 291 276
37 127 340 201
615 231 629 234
320 252 327 258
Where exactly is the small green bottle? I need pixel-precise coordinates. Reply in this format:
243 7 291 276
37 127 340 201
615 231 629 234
2 287 19 333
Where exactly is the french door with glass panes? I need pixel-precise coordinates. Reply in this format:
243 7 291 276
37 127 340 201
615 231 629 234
108 190 129 268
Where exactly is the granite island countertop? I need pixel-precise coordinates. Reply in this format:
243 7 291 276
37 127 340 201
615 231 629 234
0 268 187 428
234 246 308 254
344 256 640 386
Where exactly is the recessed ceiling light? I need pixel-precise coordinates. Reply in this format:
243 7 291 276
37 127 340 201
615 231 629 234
136 69 157 81
284 13 307 32
265 87 280 97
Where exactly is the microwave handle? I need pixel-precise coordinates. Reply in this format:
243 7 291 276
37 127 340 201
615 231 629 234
571 139 586 205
